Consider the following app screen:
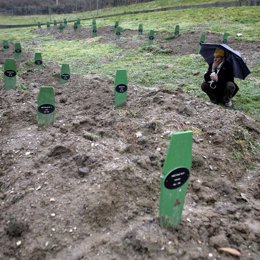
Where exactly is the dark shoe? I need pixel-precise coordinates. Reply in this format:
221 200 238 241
224 99 232 107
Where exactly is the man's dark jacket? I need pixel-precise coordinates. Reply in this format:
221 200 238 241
204 61 239 98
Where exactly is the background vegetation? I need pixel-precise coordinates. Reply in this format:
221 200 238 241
1 0 259 120
1 0 241 15
0 0 152 15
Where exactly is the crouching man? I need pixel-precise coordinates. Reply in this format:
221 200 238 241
201 48 239 107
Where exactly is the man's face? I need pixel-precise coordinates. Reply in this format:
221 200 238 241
213 55 223 65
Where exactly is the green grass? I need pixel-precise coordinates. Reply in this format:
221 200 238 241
235 71 260 119
0 27 44 42
38 39 122 70
89 50 205 88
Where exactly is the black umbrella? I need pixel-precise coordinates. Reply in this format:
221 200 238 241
199 43 251 80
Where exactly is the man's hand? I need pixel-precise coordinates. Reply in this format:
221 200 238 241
210 72 218 82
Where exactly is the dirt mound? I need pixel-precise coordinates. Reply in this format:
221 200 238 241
0 29 260 259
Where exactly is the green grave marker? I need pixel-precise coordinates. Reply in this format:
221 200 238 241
47 21 50 29
37 22 41 28
138 24 143 35
148 30 155 44
60 64 70 84
198 32 206 52
54 20 57 26
59 23 64 32
92 24 97 37
4 59 17 90
64 18 67 27
115 26 122 40
223 32 229 44
92 18 96 27
159 131 192 228
34 53 43 66
3 40 9 52
37 86 55 126
77 18 81 28
114 69 128 107
14 42 22 60
175 25 180 36
114 21 119 31
73 22 78 32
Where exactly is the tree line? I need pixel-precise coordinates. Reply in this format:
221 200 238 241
0 0 153 15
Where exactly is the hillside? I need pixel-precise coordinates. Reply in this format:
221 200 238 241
0 23 260 260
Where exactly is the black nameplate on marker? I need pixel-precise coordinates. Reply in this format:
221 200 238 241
38 104 55 114
164 167 190 190
4 70 16 77
115 84 127 93
61 74 70 80
35 60 42 65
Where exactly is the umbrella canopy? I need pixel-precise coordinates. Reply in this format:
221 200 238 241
199 43 251 80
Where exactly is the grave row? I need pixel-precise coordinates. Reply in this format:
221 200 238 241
37 17 229 45
36 17 229 47
36 69 128 126
3 59 124 120
37 18 181 41
2 40 22 60
3 54 70 89
198 31 229 51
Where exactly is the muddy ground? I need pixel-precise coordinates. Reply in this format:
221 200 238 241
0 26 260 260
